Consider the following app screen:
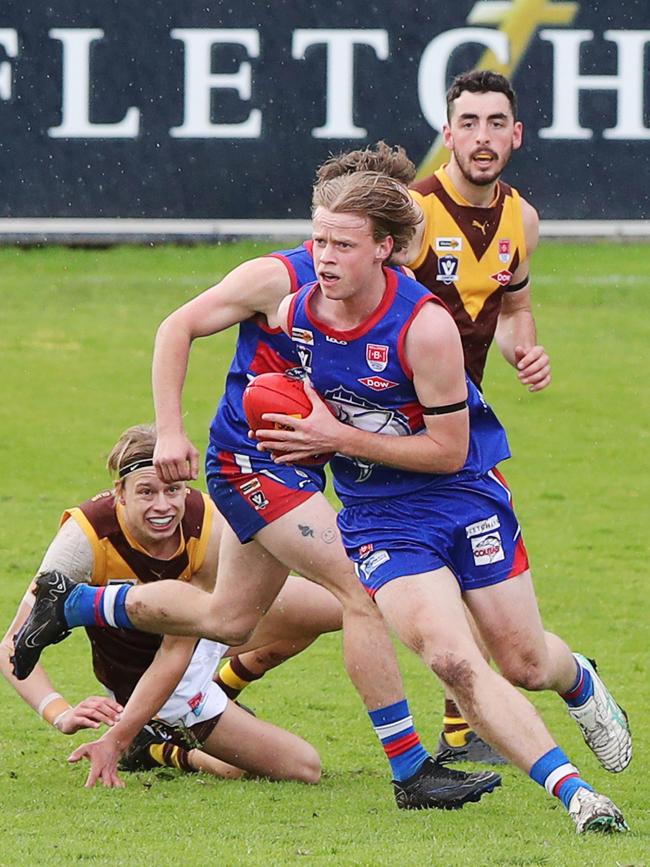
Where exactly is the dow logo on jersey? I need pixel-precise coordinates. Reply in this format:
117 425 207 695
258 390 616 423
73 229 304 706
436 255 459 285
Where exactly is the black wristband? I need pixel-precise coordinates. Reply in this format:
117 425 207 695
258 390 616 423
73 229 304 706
422 400 468 416
506 274 530 293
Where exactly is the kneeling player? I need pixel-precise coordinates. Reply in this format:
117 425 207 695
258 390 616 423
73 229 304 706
1 424 339 786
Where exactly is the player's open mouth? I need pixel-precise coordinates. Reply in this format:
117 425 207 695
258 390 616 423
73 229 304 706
319 271 339 285
473 150 496 166
147 515 175 529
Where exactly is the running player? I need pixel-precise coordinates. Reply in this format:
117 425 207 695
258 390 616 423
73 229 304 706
12 224 499 806
254 169 630 834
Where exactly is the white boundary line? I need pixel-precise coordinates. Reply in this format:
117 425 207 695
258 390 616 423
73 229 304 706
0 218 648 241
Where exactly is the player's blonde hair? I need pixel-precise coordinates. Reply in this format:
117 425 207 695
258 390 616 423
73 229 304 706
312 171 421 255
106 424 157 478
315 141 416 186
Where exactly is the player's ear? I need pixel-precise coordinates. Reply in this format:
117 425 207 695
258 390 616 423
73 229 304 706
442 122 453 150
512 120 523 151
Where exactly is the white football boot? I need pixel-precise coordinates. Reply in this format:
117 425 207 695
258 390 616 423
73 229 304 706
568 787 629 834
567 654 631 773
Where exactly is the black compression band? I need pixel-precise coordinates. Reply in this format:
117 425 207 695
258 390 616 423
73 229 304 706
118 458 154 477
506 274 530 292
422 400 468 416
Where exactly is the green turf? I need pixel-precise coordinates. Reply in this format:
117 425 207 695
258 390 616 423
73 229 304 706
1 241 649 865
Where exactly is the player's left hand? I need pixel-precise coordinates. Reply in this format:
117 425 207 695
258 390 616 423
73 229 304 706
514 344 551 392
255 380 342 464
68 733 125 788
56 695 123 734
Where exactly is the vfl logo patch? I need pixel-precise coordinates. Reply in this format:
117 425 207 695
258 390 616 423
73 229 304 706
291 327 314 345
471 532 505 566
498 239 511 263
436 255 459 285
435 237 462 252
491 269 513 287
249 491 269 511
358 375 398 391
297 344 313 372
366 344 388 372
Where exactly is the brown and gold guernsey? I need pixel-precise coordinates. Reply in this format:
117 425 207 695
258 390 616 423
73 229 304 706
410 167 527 387
60 488 214 705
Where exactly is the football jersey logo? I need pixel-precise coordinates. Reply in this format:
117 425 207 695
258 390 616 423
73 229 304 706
491 269 513 286
470 532 505 566
297 344 313 372
435 237 462 252
249 490 269 511
498 239 511 263
291 327 314 345
358 375 398 391
366 344 388 372
436 255 459 285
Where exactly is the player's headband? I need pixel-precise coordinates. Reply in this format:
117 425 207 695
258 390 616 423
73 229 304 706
118 458 155 478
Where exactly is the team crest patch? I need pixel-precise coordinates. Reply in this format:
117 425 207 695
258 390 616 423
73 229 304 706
291 327 314 345
491 269 513 287
471 532 505 566
358 375 398 391
435 237 462 252
436 254 459 285
366 343 388 372
498 239 511 263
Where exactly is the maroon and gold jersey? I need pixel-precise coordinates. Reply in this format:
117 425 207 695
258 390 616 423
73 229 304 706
410 167 527 386
61 489 214 704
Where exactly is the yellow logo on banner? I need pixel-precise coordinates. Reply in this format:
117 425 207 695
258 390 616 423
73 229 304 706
416 0 579 179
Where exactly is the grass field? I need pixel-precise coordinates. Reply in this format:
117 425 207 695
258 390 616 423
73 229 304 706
1 241 649 866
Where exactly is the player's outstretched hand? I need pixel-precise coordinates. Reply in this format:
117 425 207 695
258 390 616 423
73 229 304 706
514 344 551 392
56 696 123 734
256 379 341 464
68 733 125 788
153 430 200 481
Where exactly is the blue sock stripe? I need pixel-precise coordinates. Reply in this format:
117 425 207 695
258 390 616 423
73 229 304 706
368 699 409 727
529 746 593 811
368 700 429 782
113 584 134 629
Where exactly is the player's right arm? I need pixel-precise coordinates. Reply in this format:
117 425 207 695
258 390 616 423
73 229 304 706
68 634 196 788
0 520 123 734
153 256 294 482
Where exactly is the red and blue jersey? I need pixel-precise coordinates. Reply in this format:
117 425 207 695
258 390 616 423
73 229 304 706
287 268 511 506
208 243 317 456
